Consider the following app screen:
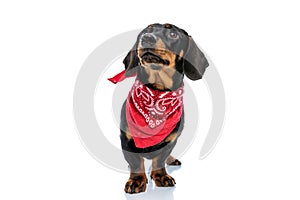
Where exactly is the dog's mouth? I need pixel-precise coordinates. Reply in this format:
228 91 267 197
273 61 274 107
141 51 170 65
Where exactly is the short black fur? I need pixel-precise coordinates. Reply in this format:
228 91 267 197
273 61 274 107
120 23 209 194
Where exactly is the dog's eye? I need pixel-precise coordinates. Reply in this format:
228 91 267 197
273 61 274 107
168 31 179 39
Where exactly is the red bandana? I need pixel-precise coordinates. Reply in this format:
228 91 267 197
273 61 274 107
126 80 184 148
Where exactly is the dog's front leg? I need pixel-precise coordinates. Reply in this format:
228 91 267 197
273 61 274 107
150 148 176 187
123 151 148 194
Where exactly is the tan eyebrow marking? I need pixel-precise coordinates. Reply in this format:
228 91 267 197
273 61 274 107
165 23 172 28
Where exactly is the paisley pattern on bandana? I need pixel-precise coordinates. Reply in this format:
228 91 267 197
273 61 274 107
126 80 183 148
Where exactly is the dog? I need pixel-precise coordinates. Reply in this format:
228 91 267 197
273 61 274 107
119 23 209 194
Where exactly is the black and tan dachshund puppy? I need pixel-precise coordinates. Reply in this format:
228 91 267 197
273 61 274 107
120 23 209 193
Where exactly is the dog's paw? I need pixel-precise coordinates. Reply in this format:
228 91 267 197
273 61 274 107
166 156 182 166
124 175 148 194
151 171 176 187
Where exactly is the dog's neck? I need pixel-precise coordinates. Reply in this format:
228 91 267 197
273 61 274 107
136 67 184 91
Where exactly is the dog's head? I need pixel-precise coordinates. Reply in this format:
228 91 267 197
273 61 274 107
123 23 209 90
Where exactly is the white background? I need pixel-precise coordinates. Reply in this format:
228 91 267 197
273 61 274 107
1 0 300 199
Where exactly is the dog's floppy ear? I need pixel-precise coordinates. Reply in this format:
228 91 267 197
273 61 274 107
123 42 139 77
183 36 209 80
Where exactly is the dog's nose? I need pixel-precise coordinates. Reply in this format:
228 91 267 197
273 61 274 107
141 33 156 47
